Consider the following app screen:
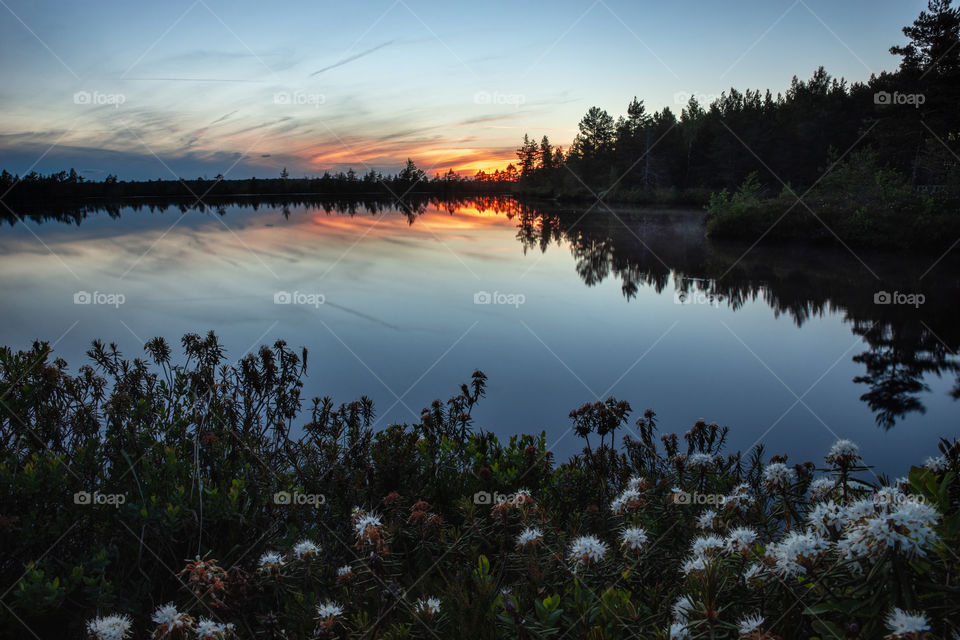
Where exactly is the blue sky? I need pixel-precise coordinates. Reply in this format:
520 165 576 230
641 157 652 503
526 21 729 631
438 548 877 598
0 0 927 179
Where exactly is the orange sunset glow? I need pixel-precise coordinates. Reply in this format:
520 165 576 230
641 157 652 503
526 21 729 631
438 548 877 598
308 145 518 177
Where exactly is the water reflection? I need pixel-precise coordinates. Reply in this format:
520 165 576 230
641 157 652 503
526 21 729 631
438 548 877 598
510 202 960 429
3 195 958 432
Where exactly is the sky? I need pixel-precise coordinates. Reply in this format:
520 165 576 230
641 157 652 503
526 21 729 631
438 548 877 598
0 0 929 180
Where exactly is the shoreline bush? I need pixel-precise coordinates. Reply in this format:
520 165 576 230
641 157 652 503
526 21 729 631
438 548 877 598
704 151 960 250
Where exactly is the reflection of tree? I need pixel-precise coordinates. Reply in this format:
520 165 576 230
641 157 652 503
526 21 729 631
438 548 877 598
852 321 960 429
508 202 960 429
4 194 528 229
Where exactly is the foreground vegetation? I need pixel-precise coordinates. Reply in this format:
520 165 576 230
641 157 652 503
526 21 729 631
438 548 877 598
1 333 958 639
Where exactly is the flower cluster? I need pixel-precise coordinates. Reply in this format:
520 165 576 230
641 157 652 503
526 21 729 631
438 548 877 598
610 476 647 513
414 597 441 618
763 530 831 577
80 433 953 640
837 495 939 562
568 535 609 569
762 462 797 491
353 507 386 552
292 539 319 559
87 614 132 640
825 438 862 467
151 603 194 638
517 526 543 548
619 526 648 553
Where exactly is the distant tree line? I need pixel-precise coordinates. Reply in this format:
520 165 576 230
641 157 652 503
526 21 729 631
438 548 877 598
511 0 960 203
0 159 514 210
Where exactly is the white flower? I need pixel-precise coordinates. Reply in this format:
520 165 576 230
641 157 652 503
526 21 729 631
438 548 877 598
517 526 543 548
763 462 797 490
764 531 831 577
626 475 646 490
807 477 837 502
737 613 764 636
687 452 716 469
924 455 948 472
672 595 697 623
257 551 284 568
568 535 609 566
620 526 648 552
316 601 344 620
610 487 642 513
696 509 717 530
737 613 765 635
353 507 383 544
691 534 724 556
151 603 191 632
354 511 383 541
725 527 758 553
807 500 847 535
86 614 132 640
337 564 353 577
845 498 876 520
721 483 754 511
885 607 930 638
825 439 861 466
839 500 939 561
743 562 764 583
292 539 319 559
415 597 441 616
669 622 690 639
195 618 233 639
681 555 708 574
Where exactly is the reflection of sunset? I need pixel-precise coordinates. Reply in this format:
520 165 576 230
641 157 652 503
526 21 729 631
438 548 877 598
304 204 518 236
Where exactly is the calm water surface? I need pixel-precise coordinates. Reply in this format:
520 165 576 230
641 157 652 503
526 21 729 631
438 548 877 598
1 197 957 472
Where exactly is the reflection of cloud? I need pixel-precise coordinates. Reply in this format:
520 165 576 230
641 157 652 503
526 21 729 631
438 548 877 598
311 41 394 75
324 301 400 330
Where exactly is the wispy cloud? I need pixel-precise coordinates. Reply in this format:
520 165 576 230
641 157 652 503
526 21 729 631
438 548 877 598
210 111 238 125
310 41 394 76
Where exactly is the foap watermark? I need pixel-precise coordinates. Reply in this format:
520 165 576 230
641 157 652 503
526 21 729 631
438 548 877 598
73 90 126 109
671 491 723 505
874 290 924 308
273 91 325 108
274 290 325 308
474 290 525 308
273 491 326 506
74 291 125 308
74 490 126 508
674 291 722 307
674 91 721 105
874 91 925 108
473 490 519 505
874 492 927 508
473 90 526 108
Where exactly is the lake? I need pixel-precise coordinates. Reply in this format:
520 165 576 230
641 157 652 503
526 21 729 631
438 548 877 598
1 196 956 473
